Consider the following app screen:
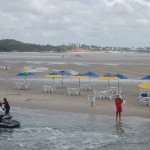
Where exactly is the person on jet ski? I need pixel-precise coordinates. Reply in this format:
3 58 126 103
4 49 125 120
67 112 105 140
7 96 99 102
2 98 10 115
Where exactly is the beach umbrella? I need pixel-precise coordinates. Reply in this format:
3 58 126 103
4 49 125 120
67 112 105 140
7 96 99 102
115 73 128 89
99 73 119 88
71 73 89 88
115 73 128 79
45 72 62 84
56 71 71 86
140 75 150 80
138 81 150 90
17 70 34 82
82 71 99 86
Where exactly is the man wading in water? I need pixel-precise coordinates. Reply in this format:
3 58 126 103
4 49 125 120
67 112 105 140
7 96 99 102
114 94 124 122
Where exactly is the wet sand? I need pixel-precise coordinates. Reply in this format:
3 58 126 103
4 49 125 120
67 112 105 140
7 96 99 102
0 52 149 118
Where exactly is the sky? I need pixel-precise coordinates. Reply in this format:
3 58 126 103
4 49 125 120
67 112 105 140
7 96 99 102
1 0 150 47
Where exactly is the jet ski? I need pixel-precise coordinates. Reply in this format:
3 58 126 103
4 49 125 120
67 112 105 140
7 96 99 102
0 113 20 128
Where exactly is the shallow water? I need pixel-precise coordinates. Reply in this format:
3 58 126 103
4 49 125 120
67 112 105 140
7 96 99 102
0 108 150 150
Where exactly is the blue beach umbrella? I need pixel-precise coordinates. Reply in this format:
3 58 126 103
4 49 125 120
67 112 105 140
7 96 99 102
56 71 71 86
57 71 71 76
115 73 128 89
141 75 150 80
82 71 99 85
115 73 128 79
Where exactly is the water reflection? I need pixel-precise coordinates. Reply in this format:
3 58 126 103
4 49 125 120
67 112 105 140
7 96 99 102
0 108 150 150
0 128 14 134
0 128 14 142
114 122 125 136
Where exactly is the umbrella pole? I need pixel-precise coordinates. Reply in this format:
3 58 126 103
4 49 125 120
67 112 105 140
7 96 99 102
25 76 26 83
79 78 80 88
62 76 63 87
108 80 110 89
53 77 55 84
89 77 90 86
118 79 120 93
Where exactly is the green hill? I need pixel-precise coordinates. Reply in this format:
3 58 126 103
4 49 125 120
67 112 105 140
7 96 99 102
0 39 65 52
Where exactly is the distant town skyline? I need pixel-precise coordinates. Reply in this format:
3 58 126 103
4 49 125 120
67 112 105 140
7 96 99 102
1 0 150 47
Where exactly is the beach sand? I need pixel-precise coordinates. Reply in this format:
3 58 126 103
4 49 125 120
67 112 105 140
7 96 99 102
0 52 149 118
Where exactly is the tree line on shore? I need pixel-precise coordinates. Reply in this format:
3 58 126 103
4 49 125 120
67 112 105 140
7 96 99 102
0 39 150 53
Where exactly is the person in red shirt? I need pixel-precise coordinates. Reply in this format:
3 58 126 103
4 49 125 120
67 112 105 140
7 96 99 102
114 94 123 122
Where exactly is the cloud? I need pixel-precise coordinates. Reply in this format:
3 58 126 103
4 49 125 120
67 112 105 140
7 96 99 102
0 0 150 47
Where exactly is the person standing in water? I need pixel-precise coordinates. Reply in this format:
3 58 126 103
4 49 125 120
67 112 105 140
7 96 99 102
114 94 123 122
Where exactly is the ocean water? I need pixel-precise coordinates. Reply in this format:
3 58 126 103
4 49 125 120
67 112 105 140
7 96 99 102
0 108 150 150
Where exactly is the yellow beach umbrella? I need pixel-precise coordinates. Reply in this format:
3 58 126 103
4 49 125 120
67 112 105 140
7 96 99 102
45 74 62 78
99 76 119 80
99 73 119 88
138 81 150 90
71 73 89 88
45 73 62 83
